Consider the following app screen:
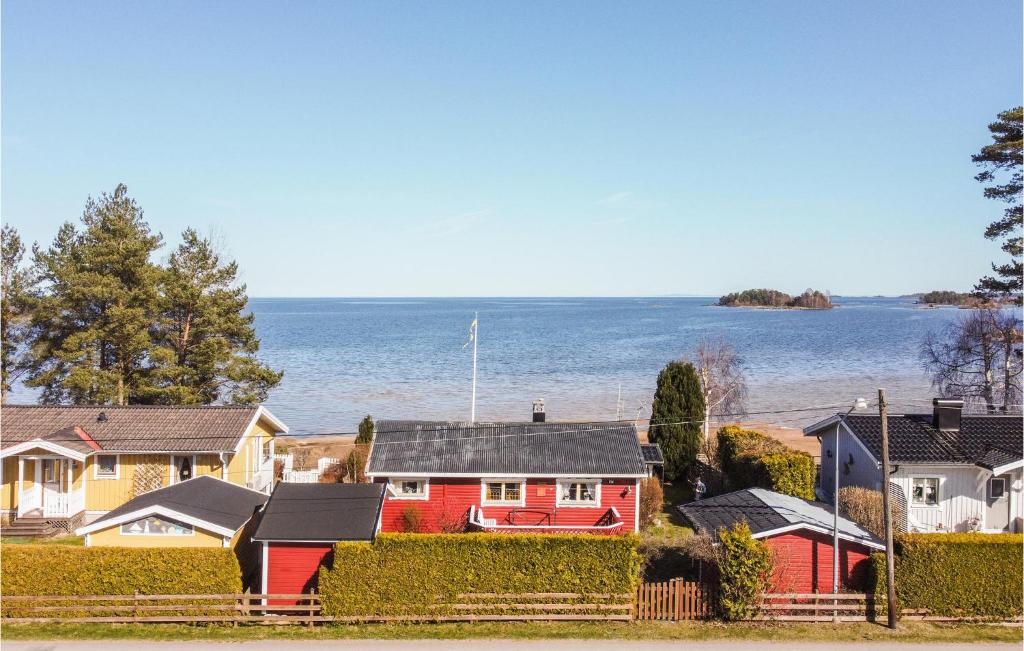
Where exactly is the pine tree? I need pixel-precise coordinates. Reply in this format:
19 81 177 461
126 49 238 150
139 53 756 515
972 107 1022 298
26 184 163 404
355 415 374 444
1 225 38 399
648 360 706 480
150 228 282 404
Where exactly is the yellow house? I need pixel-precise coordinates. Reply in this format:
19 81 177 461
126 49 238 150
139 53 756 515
0 405 287 533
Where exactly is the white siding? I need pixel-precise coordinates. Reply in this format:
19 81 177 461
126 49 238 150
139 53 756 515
1007 468 1023 533
891 465 987 533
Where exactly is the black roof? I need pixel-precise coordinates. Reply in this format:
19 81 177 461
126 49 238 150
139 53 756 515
640 443 664 465
82 476 267 533
366 420 647 477
252 483 384 542
678 488 881 548
831 414 1022 467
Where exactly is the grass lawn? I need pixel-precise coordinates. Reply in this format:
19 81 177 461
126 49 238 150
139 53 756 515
640 479 694 547
1 621 1020 643
1 535 84 546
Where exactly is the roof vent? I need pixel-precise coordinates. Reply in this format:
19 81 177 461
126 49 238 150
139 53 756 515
532 399 546 423
97 412 108 422
932 398 963 431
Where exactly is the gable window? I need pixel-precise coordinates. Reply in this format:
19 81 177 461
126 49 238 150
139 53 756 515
390 478 428 500
482 480 524 505
94 455 118 479
557 479 600 506
989 477 1006 500
911 477 940 506
120 515 194 536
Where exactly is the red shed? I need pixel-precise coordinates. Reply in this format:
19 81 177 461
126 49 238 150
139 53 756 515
366 420 656 534
678 488 883 592
252 482 384 604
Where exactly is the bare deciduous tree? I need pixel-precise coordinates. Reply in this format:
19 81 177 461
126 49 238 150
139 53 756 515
690 336 748 441
921 308 1023 413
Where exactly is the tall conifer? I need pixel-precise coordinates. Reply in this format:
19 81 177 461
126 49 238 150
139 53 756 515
649 360 705 480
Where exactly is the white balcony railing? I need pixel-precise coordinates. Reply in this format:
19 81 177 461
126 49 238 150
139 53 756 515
248 467 273 493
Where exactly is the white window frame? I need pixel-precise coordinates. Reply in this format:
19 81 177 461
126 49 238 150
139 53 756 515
910 475 942 507
169 455 198 485
119 515 196 537
556 478 601 507
93 454 120 480
389 477 430 501
480 478 526 507
989 477 1007 500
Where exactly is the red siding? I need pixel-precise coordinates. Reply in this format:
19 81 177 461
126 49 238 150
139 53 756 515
266 543 334 604
377 477 639 534
764 530 873 593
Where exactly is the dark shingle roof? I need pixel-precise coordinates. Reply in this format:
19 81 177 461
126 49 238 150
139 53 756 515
640 443 664 465
82 476 268 533
367 420 647 477
1 405 284 453
678 488 882 548
252 483 384 542
836 414 1022 467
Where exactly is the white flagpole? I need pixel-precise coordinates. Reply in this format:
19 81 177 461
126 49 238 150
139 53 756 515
471 312 478 424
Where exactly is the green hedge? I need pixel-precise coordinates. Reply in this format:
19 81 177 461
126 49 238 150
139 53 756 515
1 545 240 607
319 533 642 616
716 426 815 499
871 533 1023 619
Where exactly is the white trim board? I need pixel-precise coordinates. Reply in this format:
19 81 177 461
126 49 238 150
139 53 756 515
76 505 238 538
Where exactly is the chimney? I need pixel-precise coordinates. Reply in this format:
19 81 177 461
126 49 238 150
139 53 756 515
97 412 108 423
532 399 546 423
932 398 964 431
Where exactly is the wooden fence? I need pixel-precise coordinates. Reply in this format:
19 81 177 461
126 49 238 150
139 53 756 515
1 591 632 624
635 580 715 621
749 593 875 622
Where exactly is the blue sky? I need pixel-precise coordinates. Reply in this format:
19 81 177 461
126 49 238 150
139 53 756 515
2 1 1021 297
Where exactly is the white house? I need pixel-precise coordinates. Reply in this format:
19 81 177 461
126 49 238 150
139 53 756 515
804 399 1022 534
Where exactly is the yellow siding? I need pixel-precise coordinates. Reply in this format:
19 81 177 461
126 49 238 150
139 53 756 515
226 416 277 487
85 454 223 512
88 523 226 548
1 458 16 510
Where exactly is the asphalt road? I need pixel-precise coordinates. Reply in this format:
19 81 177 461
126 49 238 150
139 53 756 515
2 642 1019 651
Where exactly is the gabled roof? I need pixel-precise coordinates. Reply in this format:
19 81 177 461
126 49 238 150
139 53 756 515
640 443 665 465
804 413 1022 471
252 483 385 542
1 405 287 454
77 476 268 537
366 420 648 478
678 488 883 550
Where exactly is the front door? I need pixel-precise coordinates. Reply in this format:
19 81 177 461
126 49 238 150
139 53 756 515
985 474 1011 531
41 459 65 516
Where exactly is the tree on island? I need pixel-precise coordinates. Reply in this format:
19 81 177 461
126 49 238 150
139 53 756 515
921 308 1022 413
972 107 1022 299
690 337 747 442
1 225 39 400
718 288 832 309
649 360 705 480
23 183 281 406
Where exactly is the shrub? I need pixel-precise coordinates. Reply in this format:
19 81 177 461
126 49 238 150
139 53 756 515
638 477 664 529
345 445 370 483
717 522 773 621
319 533 642 616
355 415 374 445
838 486 906 539
871 533 1023 620
715 426 815 499
649 360 705 480
399 505 424 532
1 546 240 616
319 461 347 483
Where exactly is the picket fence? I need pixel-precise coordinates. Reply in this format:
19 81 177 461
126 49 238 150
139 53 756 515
634 580 715 620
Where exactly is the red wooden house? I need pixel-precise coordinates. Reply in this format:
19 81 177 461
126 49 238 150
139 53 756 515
366 420 656 534
678 488 884 592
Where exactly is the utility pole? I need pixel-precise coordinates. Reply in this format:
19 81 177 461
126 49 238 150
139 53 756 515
470 312 478 424
879 388 897 629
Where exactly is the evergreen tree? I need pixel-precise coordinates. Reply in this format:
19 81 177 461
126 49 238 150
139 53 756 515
26 184 163 404
648 360 705 480
150 229 282 404
355 415 374 444
1 225 38 399
972 107 1022 298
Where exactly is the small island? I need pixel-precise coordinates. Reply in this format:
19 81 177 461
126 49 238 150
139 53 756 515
718 288 833 309
914 290 1013 308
